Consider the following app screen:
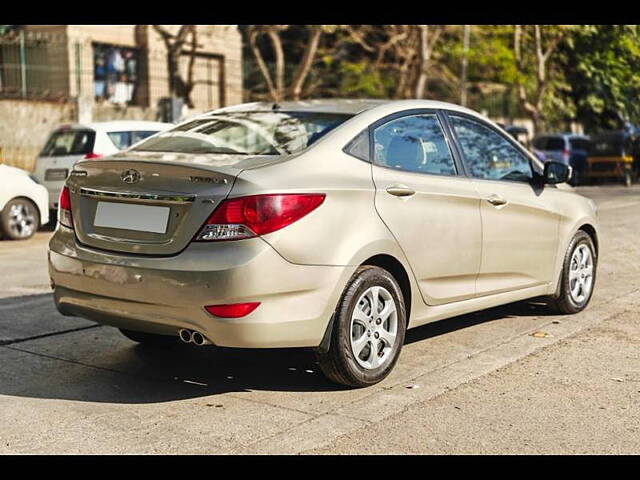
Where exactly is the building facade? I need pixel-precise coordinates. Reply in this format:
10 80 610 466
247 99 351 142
23 25 243 117
0 25 243 170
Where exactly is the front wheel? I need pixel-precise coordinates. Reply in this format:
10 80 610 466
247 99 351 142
548 231 597 314
317 266 407 388
0 198 40 240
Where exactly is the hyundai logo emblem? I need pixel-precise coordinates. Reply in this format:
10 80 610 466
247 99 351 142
121 169 141 184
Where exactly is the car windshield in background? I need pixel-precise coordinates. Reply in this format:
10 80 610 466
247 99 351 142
132 112 352 155
569 138 590 151
535 137 565 151
40 129 96 157
107 130 159 150
589 134 628 157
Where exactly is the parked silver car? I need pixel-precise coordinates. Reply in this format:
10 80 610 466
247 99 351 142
48 99 599 387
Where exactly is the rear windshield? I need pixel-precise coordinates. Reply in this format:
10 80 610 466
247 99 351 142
569 138 590 151
107 130 160 150
40 129 96 157
131 111 353 155
533 137 565 151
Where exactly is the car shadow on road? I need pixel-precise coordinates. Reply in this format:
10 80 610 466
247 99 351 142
0 298 556 404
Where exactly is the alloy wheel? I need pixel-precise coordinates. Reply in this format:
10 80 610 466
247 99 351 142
349 285 398 370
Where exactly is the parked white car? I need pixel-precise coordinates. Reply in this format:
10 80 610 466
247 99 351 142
0 164 49 240
32 121 172 212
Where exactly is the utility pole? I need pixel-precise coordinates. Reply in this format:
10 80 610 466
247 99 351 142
460 25 470 107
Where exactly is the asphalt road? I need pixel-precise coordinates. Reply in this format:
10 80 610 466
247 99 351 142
0 185 639 454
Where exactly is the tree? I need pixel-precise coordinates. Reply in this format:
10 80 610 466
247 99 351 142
513 25 568 132
245 25 324 101
414 25 445 98
152 25 200 108
562 25 640 132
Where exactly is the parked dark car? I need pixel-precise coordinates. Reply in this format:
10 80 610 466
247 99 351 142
532 134 590 186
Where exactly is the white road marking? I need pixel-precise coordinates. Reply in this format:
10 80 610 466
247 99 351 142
598 200 640 211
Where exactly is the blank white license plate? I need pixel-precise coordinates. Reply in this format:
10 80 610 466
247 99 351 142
45 168 69 181
94 202 170 234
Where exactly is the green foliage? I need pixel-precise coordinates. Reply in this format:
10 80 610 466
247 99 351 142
337 61 393 98
563 25 640 132
241 24 640 133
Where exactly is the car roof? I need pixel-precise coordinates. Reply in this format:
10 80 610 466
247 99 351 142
210 98 481 117
54 120 173 132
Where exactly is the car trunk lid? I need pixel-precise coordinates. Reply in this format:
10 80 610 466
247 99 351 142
66 153 272 255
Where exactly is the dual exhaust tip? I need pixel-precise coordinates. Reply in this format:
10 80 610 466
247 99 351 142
179 328 211 346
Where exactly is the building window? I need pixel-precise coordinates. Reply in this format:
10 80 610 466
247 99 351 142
93 42 140 106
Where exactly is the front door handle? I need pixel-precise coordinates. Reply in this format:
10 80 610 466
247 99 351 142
386 184 416 197
486 194 508 207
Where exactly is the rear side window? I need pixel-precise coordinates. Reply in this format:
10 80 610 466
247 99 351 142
373 114 456 176
40 129 96 157
107 130 159 150
344 130 370 162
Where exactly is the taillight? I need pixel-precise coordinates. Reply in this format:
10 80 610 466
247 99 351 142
205 302 261 318
58 186 73 229
195 193 325 241
84 152 102 159
562 148 570 163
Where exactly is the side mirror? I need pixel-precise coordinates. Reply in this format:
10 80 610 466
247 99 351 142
544 161 571 185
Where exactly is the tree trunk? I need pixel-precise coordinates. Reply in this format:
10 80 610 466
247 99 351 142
414 25 430 99
267 28 285 102
289 27 322 101
248 27 278 101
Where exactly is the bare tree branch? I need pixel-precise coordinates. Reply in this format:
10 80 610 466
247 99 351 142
289 27 322 100
247 26 278 101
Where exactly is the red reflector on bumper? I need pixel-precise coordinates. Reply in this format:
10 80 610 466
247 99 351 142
205 302 260 318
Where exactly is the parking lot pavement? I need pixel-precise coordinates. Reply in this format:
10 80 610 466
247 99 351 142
0 185 639 454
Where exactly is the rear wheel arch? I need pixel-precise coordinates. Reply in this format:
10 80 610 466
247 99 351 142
360 254 412 322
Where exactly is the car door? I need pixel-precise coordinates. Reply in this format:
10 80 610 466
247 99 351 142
446 113 560 297
370 111 482 305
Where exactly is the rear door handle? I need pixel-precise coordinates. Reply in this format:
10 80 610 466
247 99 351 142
486 194 508 207
386 184 416 197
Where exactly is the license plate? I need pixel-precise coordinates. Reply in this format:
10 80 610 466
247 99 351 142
93 202 170 234
45 168 69 181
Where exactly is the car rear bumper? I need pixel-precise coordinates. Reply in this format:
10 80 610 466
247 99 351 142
48 226 353 348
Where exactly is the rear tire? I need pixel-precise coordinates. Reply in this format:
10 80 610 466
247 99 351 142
317 266 407 388
119 328 177 347
547 231 597 314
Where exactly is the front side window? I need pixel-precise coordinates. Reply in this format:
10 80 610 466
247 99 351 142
132 112 352 156
450 115 533 183
373 114 456 175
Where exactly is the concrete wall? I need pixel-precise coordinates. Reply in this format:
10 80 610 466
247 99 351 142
0 99 76 172
21 25 243 115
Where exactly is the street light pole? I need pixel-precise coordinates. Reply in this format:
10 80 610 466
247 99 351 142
460 25 470 107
